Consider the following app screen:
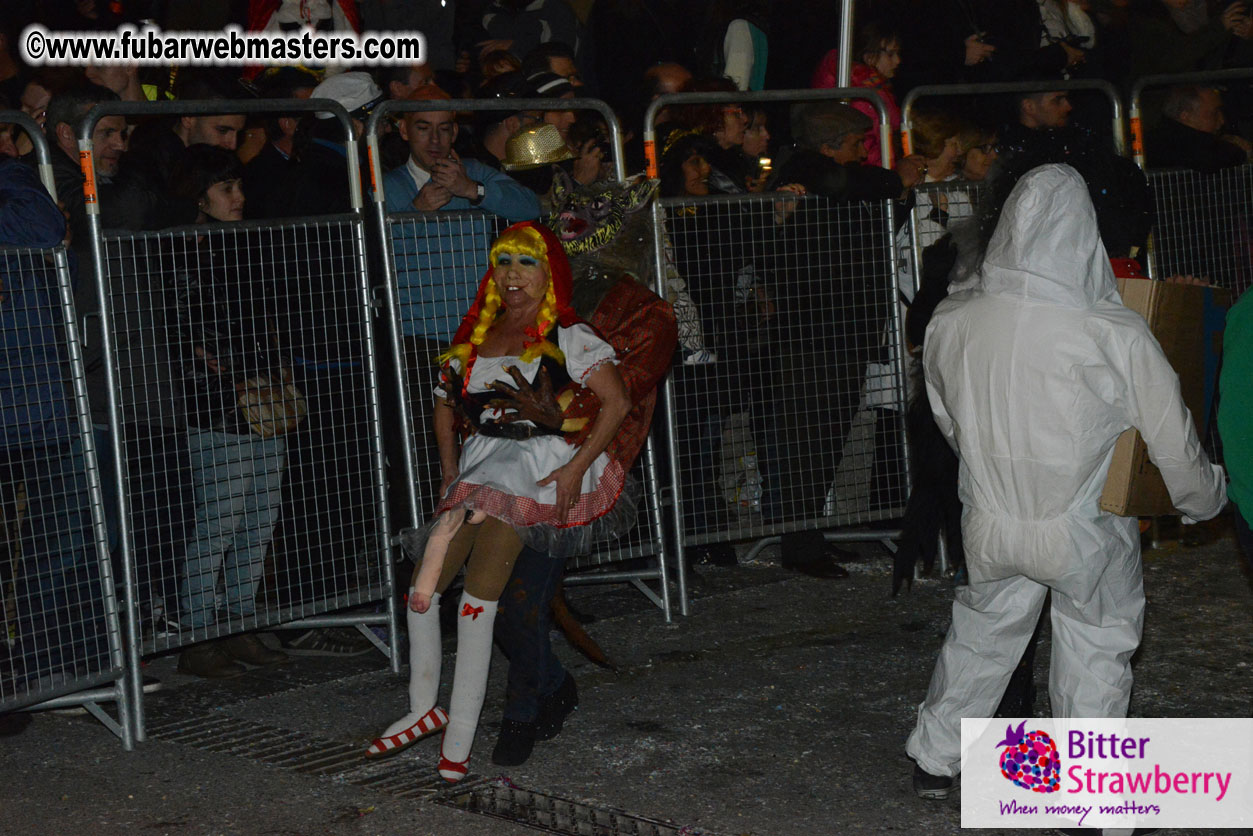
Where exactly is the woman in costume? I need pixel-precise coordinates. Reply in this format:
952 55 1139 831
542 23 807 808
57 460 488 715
366 221 632 781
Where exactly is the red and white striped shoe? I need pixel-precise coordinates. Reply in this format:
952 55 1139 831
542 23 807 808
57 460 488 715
437 734 470 783
365 706 449 758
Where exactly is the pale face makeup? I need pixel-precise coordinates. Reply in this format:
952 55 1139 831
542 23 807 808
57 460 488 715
493 251 550 308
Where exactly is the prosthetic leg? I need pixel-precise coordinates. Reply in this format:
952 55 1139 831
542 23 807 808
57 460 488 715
410 509 486 613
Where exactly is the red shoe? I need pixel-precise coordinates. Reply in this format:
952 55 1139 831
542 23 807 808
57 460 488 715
438 735 470 783
365 706 449 758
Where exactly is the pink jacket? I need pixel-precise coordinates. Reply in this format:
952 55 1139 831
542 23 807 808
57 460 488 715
811 51 900 167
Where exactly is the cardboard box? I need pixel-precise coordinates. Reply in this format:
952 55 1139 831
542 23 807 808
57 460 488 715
1099 279 1230 516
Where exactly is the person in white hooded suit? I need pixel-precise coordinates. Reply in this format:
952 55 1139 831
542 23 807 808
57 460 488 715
906 164 1226 799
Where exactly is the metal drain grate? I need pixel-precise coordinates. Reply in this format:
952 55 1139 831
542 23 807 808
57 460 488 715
439 781 699 836
150 716 708 834
150 716 363 775
148 715 476 797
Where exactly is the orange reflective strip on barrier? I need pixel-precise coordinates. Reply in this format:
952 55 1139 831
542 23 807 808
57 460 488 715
1130 116 1144 156
644 139 657 179
900 131 912 157
79 150 97 204
366 145 378 195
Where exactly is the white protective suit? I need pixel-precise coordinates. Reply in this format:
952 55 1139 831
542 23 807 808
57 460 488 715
906 165 1226 778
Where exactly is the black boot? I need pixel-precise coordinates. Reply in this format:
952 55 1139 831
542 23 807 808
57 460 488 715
781 530 851 578
492 719 538 766
535 673 579 741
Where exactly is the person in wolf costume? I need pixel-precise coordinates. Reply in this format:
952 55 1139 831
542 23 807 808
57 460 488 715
491 171 678 767
366 173 677 773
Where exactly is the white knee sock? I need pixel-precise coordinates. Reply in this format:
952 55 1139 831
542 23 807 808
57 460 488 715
442 591 498 767
379 591 442 737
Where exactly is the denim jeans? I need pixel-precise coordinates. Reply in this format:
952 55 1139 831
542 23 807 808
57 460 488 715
179 429 286 629
494 546 567 723
4 438 108 682
270 367 373 605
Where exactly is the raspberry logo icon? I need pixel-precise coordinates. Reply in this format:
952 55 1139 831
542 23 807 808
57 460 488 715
995 721 1061 793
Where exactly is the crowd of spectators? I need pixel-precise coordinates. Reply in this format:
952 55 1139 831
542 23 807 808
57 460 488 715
1 0 1252 732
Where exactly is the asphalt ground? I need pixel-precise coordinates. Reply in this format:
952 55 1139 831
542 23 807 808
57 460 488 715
2 515 1249 836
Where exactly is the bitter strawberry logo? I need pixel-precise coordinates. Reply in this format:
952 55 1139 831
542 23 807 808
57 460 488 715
996 721 1061 793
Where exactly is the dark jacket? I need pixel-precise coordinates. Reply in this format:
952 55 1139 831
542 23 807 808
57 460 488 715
1128 2 1236 81
168 229 291 433
1 157 73 451
242 141 296 221
891 0 1070 95
769 147 905 203
993 123 1154 258
110 121 197 230
768 148 896 361
53 146 186 428
269 137 355 219
1146 117 1249 173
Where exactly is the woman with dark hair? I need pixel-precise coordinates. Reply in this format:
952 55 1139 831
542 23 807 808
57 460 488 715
671 77 754 192
812 20 903 167
659 129 724 198
167 144 294 678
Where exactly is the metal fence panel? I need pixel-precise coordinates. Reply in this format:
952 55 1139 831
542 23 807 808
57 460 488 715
97 219 391 657
661 192 909 548
0 240 127 726
1147 165 1253 300
378 209 671 611
906 181 988 262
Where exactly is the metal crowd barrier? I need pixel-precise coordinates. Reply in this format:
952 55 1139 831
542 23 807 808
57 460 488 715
1 111 131 746
1144 164 1253 298
644 89 910 589
364 99 675 620
1130 70 1253 296
79 98 398 741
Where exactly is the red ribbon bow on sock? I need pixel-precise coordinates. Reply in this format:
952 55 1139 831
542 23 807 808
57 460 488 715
460 603 485 620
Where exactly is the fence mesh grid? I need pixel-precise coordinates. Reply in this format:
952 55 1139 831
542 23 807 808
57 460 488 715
662 193 908 547
2 242 120 709
1148 164 1253 300
384 210 664 572
99 219 387 656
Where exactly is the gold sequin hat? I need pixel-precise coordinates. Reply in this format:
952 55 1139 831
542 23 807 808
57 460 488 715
502 124 575 171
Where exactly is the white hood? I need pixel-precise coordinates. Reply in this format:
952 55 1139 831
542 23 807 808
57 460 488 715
977 164 1119 309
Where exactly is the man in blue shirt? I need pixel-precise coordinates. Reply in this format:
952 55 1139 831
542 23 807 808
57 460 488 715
382 85 540 520
383 85 540 217
382 83 541 345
